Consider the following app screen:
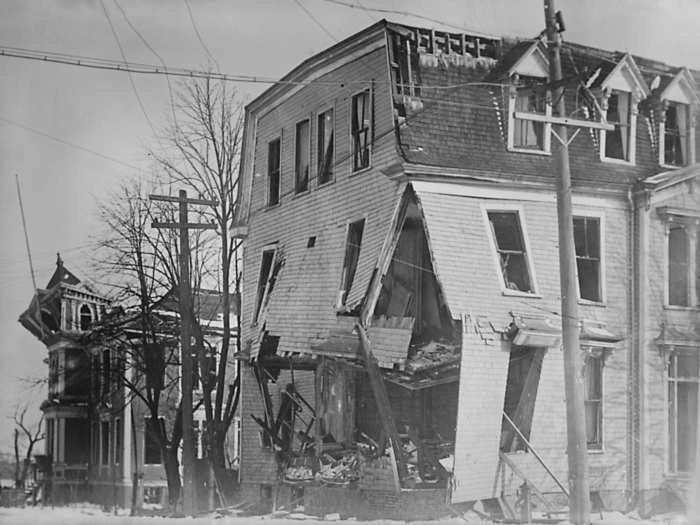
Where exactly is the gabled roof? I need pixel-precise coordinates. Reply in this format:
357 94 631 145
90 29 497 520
658 67 700 105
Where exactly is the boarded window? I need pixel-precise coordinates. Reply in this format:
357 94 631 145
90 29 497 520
488 211 533 293
574 217 601 302
101 420 110 465
351 90 371 171
254 249 276 323
339 219 365 307
584 355 603 449
317 109 334 184
664 103 689 166
668 351 698 473
513 77 546 150
295 120 310 194
145 417 164 465
668 225 689 306
604 90 632 161
267 138 281 206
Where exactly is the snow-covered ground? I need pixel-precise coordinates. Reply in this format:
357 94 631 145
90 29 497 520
0 506 694 525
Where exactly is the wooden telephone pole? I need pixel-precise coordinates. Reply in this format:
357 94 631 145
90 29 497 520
150 190 217 514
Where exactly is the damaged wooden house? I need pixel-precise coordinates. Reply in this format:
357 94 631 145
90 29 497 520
232 20 700 518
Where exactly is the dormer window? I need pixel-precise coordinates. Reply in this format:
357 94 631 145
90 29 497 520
505 41 551 155
594 54 649 165
657 68 699 168
663 102 689 166
603 90 632 161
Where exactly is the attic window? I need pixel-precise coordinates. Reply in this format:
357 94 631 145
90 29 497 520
663 102 690 167
508 76 551 154
338 219 365 308
602 90 633 162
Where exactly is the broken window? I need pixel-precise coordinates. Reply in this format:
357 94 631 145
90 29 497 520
254 248 276 323
338 219 365 308
584 355 603 449
664 102 689 166
487 211 534 293
513 77 547 151
144 417 165 465
295 120 310 194
603 90 632 161
668 225 689 306
574 216 601 302
267 138 281 206
317 109 334 184
101 420 110 465
351 90 372 171
501 347 545 452
668 350 698 473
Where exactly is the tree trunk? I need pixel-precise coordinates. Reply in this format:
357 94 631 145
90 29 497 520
14 429 23 489
163 446 181 510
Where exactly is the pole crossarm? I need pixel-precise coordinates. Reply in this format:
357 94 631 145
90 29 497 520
512 111 614 130
152 222 217 230
149 194 219 206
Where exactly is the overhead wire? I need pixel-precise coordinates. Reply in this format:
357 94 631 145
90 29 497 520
99 0 158 137
183 0 221 71
293 0 338 43
0 115 141 170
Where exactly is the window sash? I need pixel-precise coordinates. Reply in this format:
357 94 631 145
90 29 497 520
295 120 310 193
488 211 533 293
352 91 371 171
267 139 281 206
664 103 689 166
668 351 699 473
668 226 690 306
339 219 365 306
584 356 603 448
254 250 276 323
574 217 601 302
513 88 545 149
604 91 631 160
317 110 334 184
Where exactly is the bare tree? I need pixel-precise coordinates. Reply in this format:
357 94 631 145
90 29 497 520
152 77 244 494
89 178 214 510
12 404 44 489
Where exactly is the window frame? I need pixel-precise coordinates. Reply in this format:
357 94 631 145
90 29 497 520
317 106 335 186
294 118 311 195
660 101 694 169
665 349 699 475
507 75 552 155
482 204 539 297
144 417 165 465
573 211 606 305
113 417 122 465
100 420 110 466
583 353 604 451
350 88 373 173
664 220 699 309
600 88 637 165
337 218 366 309
253 245 278 324
266 136 281 207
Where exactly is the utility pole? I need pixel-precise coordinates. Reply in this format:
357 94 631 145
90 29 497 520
151 190 217 514
544 1 590 523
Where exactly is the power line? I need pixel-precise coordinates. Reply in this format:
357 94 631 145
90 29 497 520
183 0 220 71
293 0 338 43
99 0 158 137
318 0 500 38
0 115 140 170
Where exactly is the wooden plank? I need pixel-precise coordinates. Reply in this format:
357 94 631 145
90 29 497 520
356 323 407 484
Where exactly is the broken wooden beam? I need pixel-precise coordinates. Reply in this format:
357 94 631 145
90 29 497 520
356 323 407 484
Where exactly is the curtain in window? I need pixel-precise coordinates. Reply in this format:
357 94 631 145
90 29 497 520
616 92 630 158
514 90 544 148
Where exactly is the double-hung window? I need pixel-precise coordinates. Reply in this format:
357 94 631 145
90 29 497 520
317 109 334 184
667 223 699 307
338 219 365 308
584 355 603 450
574 216 602 302
603 90 633 162
487 211 535 294
663 102 690 167
667 350 698 474
267 138 281 206
351 90 371 171
511 76 550 152
295 120 310 194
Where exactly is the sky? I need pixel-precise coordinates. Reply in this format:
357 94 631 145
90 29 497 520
1 0 699 454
